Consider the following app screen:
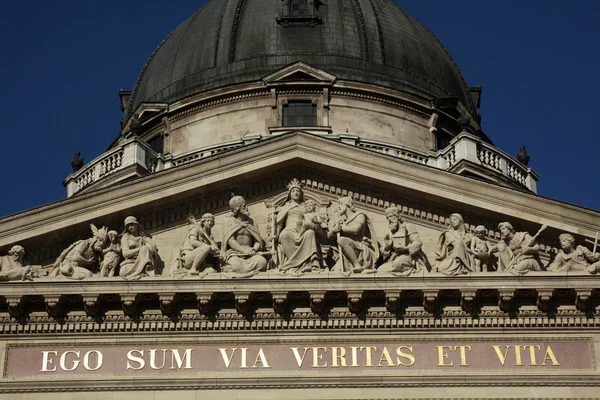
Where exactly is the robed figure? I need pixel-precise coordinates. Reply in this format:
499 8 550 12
378 207 430 275
329 196 379 274
434 213 474 275
274 180 323 275
119 216 159 280
221 196 268 276
496 222 543 274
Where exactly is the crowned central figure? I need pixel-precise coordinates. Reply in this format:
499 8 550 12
274 179 324 275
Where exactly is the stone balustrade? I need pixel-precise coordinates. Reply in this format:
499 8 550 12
63 137 163 197
340 132 539 192
64 131 539 197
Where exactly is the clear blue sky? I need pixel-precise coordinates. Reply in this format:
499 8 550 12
1 1 599 218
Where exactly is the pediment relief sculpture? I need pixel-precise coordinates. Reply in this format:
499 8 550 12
272 179 327 276
378 207 431 276
4 181 600 282
221 195 269 277
119 216 159 280
170 213 220 278
0 245 37 282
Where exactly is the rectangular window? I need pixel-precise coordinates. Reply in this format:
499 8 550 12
290 0 310 16
283 101 317 127
148 135 164 154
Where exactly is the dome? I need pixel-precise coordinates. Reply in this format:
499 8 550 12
126 0 475 118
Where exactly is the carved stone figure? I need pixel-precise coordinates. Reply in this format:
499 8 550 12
119 216 158 280
0 245 37 281
378 207 430 276
433 213 474 275
99 230 121 277
470 225 494 272
329 196 379 274
50 225 107 280
496 222 543 274
274 180 323 275
221 196 268 276
547 233 600 273
171 213 220 277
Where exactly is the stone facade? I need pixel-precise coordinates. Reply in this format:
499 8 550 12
3 0 599 398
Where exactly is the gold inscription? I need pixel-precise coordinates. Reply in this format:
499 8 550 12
436 345 453 366
311 347 328 368
396 346 415 367
40 351 58 372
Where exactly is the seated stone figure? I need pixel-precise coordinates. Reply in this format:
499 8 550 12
120 216 158 280
171 213 220 277
496 222 543 274
275 181 324 275
434 213 474 275
328 196 379 274
547 233 600 273
378 207 430 276
50 225 107 280
0 245 37 281
221 196 268 276
99 230 121 277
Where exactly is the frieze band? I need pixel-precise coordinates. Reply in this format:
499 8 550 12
2 179 598 282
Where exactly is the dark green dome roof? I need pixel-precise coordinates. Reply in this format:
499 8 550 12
127 0 474 117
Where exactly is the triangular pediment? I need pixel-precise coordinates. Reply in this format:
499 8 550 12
263 62 337 86
1 131 599 274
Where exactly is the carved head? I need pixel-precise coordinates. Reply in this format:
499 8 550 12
286 179 304 203
337 196 355 215
304 199 316 213
8 245 25 261
200 213 215 229
385 207 403 230
474 225 487 239
229 196 249 219
558 233 575 250
124 216 141 236
107 230 119 244
498 222 515 239
449 213 464 229
90 224 108 251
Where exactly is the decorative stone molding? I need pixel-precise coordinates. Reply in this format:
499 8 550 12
235 293 251 318
43 295 62 320
460 290 477 314
120 294 138 319
577 290 592 312
159 293 177 317
5 296 23 321
196 293 213 316
310 292 326 316
83 295 100 319
537 290 554 312
498 290 514 314
423 290 439 315
347 291 364 315
385 292 401 314
272 293 288 315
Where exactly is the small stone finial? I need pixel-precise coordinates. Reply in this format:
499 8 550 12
517 145 530 166
71 151 84 172
130 113 143 136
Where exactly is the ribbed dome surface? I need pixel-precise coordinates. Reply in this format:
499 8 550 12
127 0 474 117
